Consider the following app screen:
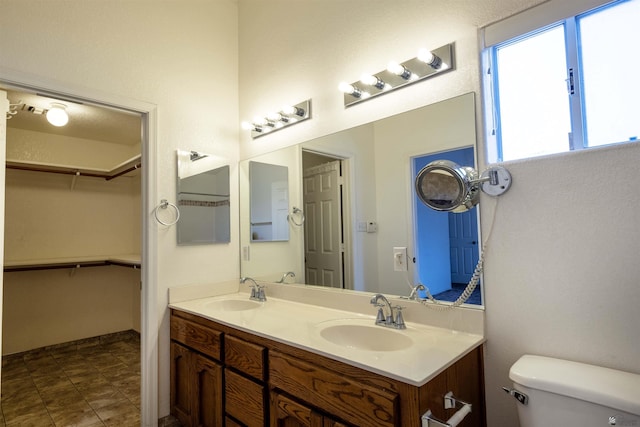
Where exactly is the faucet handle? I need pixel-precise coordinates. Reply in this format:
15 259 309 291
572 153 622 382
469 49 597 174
375 307 386 324
393 306 406 329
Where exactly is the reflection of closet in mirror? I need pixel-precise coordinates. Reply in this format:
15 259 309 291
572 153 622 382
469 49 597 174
412 146 482 304
249 161 289 242
302 151 348 289
176 150 230 245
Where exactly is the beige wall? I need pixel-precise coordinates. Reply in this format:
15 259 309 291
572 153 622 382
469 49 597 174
238 1 640 427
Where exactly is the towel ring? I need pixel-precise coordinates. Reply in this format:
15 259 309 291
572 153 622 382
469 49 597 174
288 207 305 226
154 199 180 226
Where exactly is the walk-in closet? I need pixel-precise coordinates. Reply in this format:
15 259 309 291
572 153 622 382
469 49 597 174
2 87 142 426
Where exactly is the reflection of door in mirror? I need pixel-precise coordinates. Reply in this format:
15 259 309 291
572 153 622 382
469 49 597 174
249 161 290 242
412 147 481 304
302 151 345 288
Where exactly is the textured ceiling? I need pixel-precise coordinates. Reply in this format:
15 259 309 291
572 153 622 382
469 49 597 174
4 87 141 146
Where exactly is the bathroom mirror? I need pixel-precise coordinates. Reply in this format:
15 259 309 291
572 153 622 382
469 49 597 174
240 93 483 305
249 161 290 242
176 149 230 245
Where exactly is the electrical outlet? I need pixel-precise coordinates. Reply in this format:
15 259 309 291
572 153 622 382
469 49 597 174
393 247 407 271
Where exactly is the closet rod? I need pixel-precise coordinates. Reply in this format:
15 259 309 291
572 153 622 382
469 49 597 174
106 162 142 181
6 163 105 178
4 259 141 272
4 260 109 272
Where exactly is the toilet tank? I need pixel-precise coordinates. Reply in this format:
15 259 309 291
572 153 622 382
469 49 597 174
509 355 640 427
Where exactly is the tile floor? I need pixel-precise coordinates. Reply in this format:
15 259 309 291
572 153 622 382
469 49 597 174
0 330 141 427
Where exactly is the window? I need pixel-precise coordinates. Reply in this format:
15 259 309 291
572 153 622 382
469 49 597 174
485 0 640 163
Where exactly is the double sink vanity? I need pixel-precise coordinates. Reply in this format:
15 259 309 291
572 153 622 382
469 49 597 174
168 281 486 427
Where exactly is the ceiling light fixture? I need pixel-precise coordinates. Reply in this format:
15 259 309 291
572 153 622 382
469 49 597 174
241 99 311 139
46 103 69 127
339 42 455 107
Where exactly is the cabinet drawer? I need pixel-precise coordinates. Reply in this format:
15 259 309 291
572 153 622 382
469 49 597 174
270 351 398 427
225 334 266 381
225 369 265 427
170 315 222 361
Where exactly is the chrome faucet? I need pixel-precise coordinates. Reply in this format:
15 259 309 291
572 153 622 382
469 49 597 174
276 271 295 284
240 277 266 302
370 293 405 329
408 283 426 300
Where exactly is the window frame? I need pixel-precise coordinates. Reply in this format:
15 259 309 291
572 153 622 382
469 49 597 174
482 0 634 163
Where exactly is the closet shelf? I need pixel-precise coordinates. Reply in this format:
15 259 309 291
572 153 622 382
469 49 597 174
5 155 141 181
3 254 141 272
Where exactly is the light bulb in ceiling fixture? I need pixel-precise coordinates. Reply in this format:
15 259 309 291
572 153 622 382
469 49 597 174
338 82 362 98
360 74 386 89
46 103 69 127
417 48 442 68
387 61 413 80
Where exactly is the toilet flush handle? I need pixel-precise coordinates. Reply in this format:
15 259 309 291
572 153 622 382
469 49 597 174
502 387 529 405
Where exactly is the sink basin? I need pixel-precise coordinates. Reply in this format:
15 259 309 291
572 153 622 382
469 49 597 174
205 299 262 312
317 320 413 352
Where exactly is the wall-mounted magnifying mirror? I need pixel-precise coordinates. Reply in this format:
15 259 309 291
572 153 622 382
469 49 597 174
415 160 512 212
176 149 230 245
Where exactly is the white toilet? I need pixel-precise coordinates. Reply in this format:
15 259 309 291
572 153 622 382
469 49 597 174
509 355 640 427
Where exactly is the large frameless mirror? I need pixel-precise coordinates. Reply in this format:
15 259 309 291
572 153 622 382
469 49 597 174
239 93 486 305
176 149 230 245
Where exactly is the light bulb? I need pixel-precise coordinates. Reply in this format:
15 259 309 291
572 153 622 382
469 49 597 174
267 112 283 122
282 105 304 117
241 121 255 131
417 48 442 68
387 62 413 80
46 103 69 127
338 82 361 97
360 74 385 89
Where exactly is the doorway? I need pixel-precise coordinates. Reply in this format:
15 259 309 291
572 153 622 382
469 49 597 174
0 78 157 425
412 146 481 304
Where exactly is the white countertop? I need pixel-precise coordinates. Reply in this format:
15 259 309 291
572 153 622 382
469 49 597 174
169 291 485 386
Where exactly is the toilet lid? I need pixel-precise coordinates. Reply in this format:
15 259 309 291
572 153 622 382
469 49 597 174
510 355 640 416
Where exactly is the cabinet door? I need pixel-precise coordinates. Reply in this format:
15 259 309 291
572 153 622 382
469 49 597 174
271 392 324 427
193 353 223 427
171 342 193 427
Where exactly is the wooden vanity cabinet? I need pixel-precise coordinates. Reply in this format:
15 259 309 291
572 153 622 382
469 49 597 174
271 392 349 427
170 309 486 427
170 316 224 427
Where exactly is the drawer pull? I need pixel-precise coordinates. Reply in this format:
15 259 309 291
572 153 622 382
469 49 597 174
421 391 472 427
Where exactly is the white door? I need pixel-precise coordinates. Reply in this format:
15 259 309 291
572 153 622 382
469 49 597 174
303 161 343 288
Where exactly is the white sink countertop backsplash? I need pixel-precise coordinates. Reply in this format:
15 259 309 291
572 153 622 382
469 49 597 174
168 281 485 386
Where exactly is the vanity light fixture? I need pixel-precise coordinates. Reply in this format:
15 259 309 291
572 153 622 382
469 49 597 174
340 42 455 107
241 99 311 139
46 102 69 127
